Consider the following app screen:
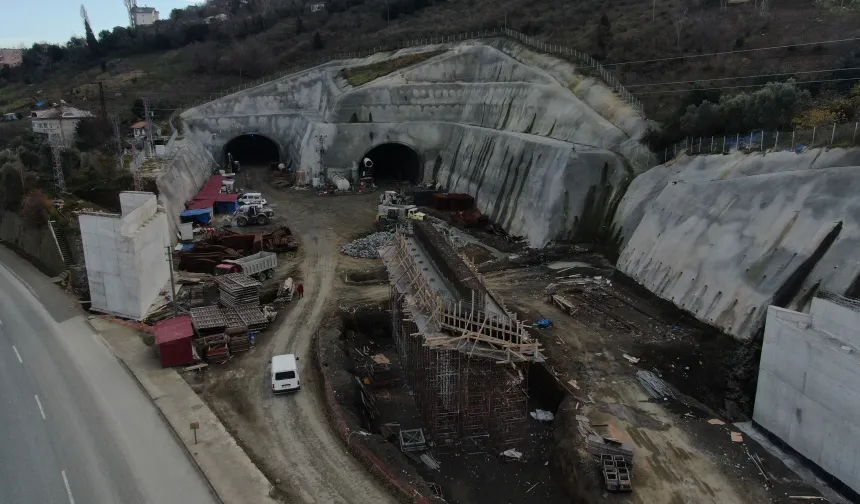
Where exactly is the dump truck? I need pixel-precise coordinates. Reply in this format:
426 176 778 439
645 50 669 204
213 251 278 280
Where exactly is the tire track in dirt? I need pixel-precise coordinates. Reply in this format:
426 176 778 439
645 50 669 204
242 168 396 504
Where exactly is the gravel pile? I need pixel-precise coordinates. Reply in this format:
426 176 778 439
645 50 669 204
340 231 394 258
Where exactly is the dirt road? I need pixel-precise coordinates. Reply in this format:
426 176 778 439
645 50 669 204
205 168 395 504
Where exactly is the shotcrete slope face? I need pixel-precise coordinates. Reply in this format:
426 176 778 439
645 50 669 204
614 149 860 340
180 41 651 246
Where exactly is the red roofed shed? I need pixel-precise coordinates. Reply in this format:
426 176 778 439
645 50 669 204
154 316 195 368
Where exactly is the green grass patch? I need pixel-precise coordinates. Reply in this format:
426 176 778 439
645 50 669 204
343 51 445 87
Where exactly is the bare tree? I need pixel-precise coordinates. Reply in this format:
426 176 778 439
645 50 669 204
672 8 688 49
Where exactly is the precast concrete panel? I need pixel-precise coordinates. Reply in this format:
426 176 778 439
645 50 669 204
753 303 860 495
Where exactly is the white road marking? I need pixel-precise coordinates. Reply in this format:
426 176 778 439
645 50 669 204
34 394 46 420
13 345 22 363
0 263 38 299
62 470 76 504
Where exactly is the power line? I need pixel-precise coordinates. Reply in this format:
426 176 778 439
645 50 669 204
594 36 860 68
631 76 860 96
625 66 860 88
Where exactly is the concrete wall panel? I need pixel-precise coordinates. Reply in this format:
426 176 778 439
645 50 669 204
78 193 170 320
753 303 860 495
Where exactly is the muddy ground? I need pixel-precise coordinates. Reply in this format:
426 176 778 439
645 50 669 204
186 166 827 504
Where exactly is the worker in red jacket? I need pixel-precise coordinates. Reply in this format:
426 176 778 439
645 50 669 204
297 283 304 298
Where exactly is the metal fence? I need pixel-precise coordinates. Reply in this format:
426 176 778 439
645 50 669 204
170 27 643 118
664 122 860 162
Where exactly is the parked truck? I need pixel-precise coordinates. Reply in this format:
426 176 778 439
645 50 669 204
214 251 278 280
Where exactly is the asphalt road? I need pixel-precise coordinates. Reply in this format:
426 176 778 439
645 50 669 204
0 246 217 504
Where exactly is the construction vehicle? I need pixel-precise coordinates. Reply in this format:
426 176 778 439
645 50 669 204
233 203 274 227
214 251 278 280
377 190 425 223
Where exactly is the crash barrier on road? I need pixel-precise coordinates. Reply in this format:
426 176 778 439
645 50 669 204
664 123 860 163
314 324 439 504
169 27 641 119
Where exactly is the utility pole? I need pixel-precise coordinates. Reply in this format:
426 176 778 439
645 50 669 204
142 96 154 155
165 245 178 317
98 82 107 121
50 127 67 192
51 142 66 192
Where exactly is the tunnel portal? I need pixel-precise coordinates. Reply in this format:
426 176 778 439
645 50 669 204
361 143 421 183
223 134 280 167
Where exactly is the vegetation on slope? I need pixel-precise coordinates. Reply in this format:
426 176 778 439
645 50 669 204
343 51 444 86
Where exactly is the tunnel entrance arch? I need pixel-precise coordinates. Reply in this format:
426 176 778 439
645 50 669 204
360 142 422 184
223 134 281 168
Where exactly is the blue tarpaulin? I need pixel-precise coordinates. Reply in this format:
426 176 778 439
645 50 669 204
181 243 195 251
180 208 212 225
214 201 239 214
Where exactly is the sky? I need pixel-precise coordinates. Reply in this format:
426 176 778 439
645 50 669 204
0 0 202 48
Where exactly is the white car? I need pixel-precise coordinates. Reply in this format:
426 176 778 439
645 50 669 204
238 192 267 206
271 354 300 393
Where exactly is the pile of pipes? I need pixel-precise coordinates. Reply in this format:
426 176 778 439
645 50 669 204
635 370 676 400
216 273 262 307
340 231 393 258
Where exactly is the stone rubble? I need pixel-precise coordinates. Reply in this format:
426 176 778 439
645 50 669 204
339 231 394 258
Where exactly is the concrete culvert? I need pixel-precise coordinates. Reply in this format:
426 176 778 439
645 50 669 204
361 143 421 183
223 134 280 166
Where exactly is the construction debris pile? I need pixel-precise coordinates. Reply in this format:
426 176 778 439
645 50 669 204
179 226 298 274
185 272 273 364
340 231 393 258
578 415 635 493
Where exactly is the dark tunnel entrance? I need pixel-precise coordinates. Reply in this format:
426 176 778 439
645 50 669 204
223 134 280 167
361 143 421 183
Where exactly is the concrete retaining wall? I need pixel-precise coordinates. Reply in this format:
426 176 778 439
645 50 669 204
79 192 170 320
0 211 65 277
614 149 860 339
753 300 860 496
155 135 215 238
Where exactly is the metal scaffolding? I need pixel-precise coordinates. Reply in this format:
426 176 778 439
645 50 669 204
382 229 540 453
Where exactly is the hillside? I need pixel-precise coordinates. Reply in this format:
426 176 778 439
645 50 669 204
2 0 860 134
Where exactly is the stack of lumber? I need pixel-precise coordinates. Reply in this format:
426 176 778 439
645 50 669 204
216 273 261 307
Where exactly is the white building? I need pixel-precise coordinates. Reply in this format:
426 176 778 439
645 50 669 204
132 6 160 26
753 292 860 497
79 192 170 320
0 48 23 67
30 105 94 147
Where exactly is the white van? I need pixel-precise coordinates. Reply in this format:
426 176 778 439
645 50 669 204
271 354 300 393
238 192 267 206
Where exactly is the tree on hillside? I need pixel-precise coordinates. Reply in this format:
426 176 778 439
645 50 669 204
597 13 611 51
680 80 810 136
0 164 25 211
296 17 304 35
75 118 115 152
81 5 102 58
313 31 324 50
